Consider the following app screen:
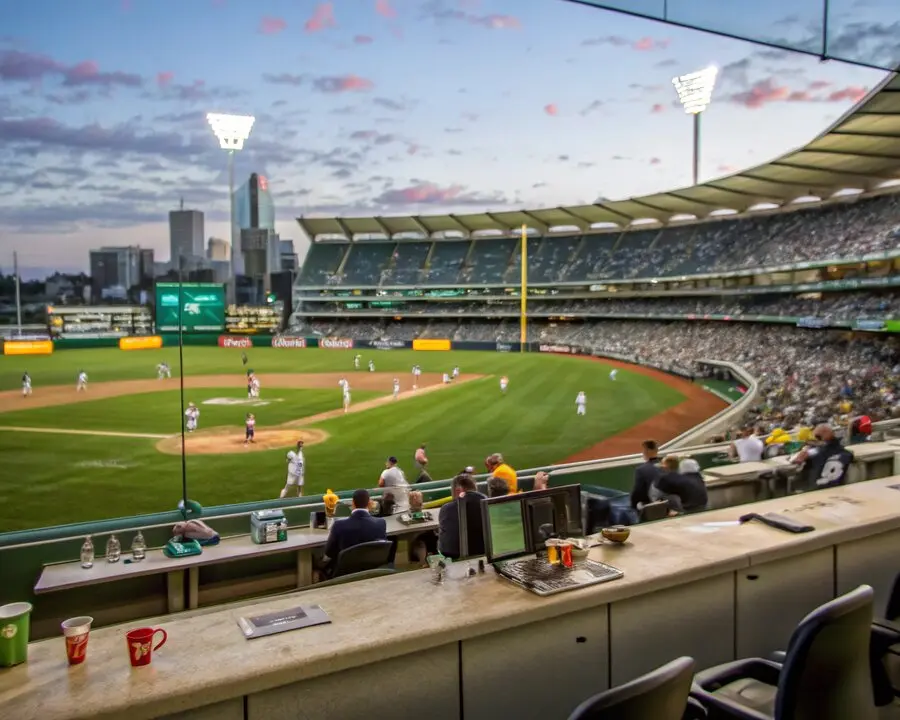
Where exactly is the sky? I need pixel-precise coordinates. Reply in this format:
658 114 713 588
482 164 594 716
0 0 897 278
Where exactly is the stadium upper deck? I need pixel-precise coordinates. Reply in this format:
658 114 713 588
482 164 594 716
295 74 900 289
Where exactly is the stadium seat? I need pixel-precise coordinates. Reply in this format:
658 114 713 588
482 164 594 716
332 539 396 578
567 656 705 720
691 585 877 719
639 501 670 522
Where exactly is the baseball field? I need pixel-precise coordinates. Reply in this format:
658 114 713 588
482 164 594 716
0 347 726 532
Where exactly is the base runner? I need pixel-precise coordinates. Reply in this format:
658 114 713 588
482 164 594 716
280 440 305 498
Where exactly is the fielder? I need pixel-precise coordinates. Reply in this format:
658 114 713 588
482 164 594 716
244 413 256 445
576 391 587 416
354 353 361 370
393 377 400 399
609 369 618 381
22 372 32 397
76 370 88 392
442 372 450 384
250 375 261 399
185 402 199 432
412 364 421 390
280 441 305 498
368 359 375 372
342 385 352 413
500 375 509 394
452 366 460 380
157 362 171 380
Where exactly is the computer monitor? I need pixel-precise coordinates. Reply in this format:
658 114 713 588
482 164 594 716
522 484 583 539
482 494 529 563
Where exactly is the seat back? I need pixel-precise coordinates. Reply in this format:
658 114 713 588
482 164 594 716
567 656 695 720
885 571 900 622
639 500 669 522
776 584 876 720
458 493 486 558
333 540 395 578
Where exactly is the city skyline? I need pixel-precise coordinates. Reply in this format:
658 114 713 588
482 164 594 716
0 0 895 277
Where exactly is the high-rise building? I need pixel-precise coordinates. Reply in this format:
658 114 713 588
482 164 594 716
207 237 230 261
279 239 298 272
234 173 275 232
233 173 278 304
168 204 205 267
89 246 150 299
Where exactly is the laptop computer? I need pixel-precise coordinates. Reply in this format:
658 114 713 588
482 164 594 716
481 485 624 597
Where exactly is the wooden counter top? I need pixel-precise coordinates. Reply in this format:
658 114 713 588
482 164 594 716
4 479 900 720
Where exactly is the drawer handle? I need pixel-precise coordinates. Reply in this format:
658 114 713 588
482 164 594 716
746 574 759 581
576 636 587 643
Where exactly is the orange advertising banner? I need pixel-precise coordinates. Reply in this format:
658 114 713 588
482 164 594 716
119 336 163 351
3 340 54 356
412 338 451 352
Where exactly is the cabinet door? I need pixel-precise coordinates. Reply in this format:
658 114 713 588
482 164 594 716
836 529 900 617
462 605 609 720
610 573 735 686
160 699 244 720
248 644 459 720
736 548 834 659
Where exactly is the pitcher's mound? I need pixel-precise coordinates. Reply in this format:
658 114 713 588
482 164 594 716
156 427 329 455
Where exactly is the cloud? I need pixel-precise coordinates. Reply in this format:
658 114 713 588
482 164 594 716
312 74 373 93
375 0 397 19
655 58 678 68
726 77 869 109
156 71 174 88
373 181 507 207
651 103 665 113
728 78 790 108
827 86 868 102
420 1 520 30
354 34 374 45
263 73 306 86
305 2 336 33
0 50 143 89
544 103 558 116
582 36 669 51
349 129 397 145
373 96 405 111
718 165 738 173
259 16 287 35
649 157 661 165
580 100 604 116
155 78 239 103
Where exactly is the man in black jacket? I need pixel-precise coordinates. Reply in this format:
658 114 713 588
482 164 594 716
655 455 709 514
791 424 854 490
631 439 662 511
438 473 486 559
320 489 387 577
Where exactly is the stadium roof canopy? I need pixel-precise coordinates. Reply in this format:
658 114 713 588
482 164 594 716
297 73 900 240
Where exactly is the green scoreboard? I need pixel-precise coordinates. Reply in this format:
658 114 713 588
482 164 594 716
155 283 225 333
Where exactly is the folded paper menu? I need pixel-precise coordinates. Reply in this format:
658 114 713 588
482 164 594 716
237 604 331 639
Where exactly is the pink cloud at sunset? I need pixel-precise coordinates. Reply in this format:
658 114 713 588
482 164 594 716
375 0 397 19
259 16 287 35
544 103 558 116
156 71 174 88
305 3 336 33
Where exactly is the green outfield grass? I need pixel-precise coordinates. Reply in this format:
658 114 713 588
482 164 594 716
0 348 688 532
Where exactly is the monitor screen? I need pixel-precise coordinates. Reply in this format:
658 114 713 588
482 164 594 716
486 499 527 561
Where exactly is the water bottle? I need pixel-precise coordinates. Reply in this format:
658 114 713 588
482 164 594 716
106 535 121 563
131 531 146 561
80 536 95 569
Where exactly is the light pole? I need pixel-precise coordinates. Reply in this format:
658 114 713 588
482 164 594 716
206 112 255 304
672 67 717 186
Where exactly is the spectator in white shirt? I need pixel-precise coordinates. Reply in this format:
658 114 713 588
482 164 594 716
730 427 765 463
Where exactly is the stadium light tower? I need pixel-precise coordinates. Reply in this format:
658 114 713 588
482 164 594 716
206 112 256 304
672 66 717 186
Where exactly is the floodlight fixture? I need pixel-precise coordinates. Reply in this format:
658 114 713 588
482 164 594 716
672 66 718 115
206 112 256 151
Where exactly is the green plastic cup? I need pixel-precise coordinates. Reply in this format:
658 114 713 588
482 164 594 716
0 602 33 667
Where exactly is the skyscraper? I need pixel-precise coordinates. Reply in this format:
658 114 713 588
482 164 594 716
233 173 278 303
234 173 275 232
206 237 230 261
89 246 151 299
168 204 205 267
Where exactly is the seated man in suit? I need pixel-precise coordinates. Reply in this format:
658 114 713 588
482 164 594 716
319 489 388 579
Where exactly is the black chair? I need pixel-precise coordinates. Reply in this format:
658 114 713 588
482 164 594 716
871 572 900 706
639 500 670 522
332 539 396 578
457 493 485 559
567 656 705 720
691 585 877 719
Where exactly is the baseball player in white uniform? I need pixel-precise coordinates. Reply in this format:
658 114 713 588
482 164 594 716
76 370 88 392
576 391 587 416
343 384 352 412
22 372 32 397
280 441 305 498
250 375 261 398
500 375 509 394
452 366 460 379
185 402 199 432
157 362 171 380
609 369 618 381
368 359 375 373
354 354 361 370
442 372 450 384
412 365 421 390
393 377 400 399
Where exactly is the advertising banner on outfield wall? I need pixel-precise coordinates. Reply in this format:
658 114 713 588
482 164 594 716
320 337 355 350
412 338 451 351
119 336 163 351
271 335 307 349
218 335 253 349
3 340 53 356
537 343 580 355
364 339 410 350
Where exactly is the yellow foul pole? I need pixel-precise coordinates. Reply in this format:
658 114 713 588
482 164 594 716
520 224 528 352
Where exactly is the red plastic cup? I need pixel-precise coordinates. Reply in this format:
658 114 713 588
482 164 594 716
125 627 167 667
62 616 93 666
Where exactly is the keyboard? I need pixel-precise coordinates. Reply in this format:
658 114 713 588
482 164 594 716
498 556 623 596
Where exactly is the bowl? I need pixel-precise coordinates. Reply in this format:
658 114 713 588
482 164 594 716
601 525 631 544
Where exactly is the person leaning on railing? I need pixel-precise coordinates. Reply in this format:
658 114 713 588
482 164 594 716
485 453 518 493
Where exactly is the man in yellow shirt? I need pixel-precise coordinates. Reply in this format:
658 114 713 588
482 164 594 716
486 453 517 494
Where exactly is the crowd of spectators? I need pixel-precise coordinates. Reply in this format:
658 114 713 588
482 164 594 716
297 192 900 287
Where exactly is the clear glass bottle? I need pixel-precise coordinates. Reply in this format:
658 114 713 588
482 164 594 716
106 534 121 563
80 536 95 569
131 531 146 561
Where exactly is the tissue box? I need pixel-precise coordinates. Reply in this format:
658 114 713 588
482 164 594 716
250 510 288 544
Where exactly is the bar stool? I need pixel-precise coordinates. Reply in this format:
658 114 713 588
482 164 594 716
567 656 705 719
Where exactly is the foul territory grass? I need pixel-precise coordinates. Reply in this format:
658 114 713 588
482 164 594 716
0 348 686 531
